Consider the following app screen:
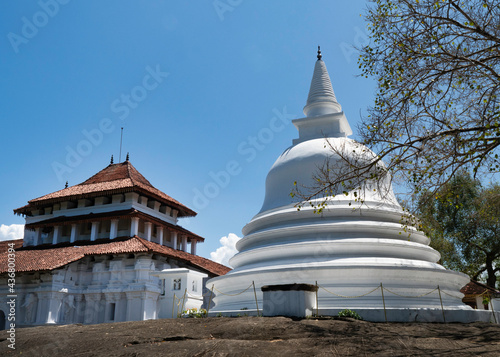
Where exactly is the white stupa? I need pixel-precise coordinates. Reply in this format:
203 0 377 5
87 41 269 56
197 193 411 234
207 48 491 322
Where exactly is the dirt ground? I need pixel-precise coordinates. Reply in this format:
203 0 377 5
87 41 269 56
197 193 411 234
1 316 500 356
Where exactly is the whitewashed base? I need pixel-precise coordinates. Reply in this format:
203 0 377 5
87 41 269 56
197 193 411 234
209 308 499 323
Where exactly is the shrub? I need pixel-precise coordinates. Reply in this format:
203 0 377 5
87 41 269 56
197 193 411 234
181 308 207 318
482 296 491 306
337 309 363 320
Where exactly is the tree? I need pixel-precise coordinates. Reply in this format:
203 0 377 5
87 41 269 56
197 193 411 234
298 0 500 205
417 171 500 288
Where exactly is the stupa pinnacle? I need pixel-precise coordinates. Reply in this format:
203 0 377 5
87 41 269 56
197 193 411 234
303 47 341 117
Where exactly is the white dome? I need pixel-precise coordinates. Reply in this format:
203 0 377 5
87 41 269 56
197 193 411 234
259 137 400 214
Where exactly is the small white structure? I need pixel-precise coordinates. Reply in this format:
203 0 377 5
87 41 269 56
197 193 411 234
262 284 317 318
461 280 500 316
152 268 208 318
0 159 229 329
207 48 498 323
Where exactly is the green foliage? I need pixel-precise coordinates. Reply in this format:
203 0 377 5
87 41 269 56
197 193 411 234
417 170 500 288
357 0 500 198
295 0 500 215
181 308 207 318
337 309 363 320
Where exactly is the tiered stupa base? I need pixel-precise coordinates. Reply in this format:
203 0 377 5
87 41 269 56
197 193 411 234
208 265 497 322
208 202 495 323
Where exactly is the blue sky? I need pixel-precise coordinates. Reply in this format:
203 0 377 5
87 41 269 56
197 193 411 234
0 1 375 261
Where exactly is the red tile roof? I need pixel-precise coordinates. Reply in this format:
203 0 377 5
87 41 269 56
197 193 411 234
0 237 230 277
460 280 500 295
139 239 229 275
0 239 24 252
14 161 196 217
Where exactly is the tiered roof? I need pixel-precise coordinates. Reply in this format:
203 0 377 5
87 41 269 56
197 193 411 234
3 161 229 277
14 161 196 217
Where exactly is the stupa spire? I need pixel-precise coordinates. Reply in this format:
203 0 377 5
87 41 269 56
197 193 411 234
303 47 341 117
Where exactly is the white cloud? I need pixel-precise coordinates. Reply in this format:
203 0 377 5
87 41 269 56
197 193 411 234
210 233 241 268
0 224 24 242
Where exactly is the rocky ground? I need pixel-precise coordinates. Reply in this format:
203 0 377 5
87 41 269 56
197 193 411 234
1 316 500 356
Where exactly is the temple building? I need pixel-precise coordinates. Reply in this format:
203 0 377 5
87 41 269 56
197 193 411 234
207 49 498 323
0 158 229 328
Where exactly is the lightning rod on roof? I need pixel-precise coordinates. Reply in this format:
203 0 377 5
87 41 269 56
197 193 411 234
119 127 124 162
110 155 114 164
65 181 68 189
